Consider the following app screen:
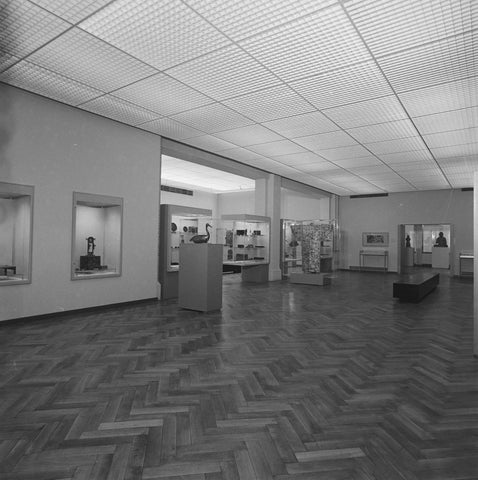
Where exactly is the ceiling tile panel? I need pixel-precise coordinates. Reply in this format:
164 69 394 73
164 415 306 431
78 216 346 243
424 127 478 149
30 0 113 24
220 147 269 163
324 96 408 129
346 0 475 57
399 77 478 118
290 61 393 109
27 28 156 91
79 0 231 70
140 118 203 140
315 144 372 161
181 135 238 153
223 85 315 122
0 0 70 60
365 136 428 155
170 103 254 134
390 160 439 172
270 152 328 166
239 4 371 82
263 111 338 137
333 156 383 168
0 60 103 105
113 74 214 116
431 144 478 159
183 0 336 41
348 165 393 175
167 44 281 101
214 125 283 146
347 119 418 144
439 158 478 173
294 130 358 151
247 140 307 157
378 150 434 164
377 31 477 93
299 162 340 172
80 95 161 126
0 52 19 73
413 106 478 135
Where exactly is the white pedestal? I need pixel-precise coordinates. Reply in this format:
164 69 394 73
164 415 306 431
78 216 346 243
178 244 223 312
405 247 414 267
432 247 449 269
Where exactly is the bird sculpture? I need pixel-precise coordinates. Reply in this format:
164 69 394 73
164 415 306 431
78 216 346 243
190 223 212 244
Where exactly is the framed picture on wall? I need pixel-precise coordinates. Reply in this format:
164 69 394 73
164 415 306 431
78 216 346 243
362 232 389 247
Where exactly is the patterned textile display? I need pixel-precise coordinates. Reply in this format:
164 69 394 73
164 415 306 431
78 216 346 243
290 223 334 273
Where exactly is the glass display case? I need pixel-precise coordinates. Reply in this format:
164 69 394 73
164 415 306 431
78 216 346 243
71 192 123 280
218 214 270 267
0 182 34 286
158 204 213 300
281 219 336 278
163 206 213 272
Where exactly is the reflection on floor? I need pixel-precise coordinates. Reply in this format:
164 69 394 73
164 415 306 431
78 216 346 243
0 270 476 479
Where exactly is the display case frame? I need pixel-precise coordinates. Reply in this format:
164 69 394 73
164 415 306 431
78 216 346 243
71 192 123 280
0 182 34 286
158 204 213 299
218 214 271 268
281 218 336 278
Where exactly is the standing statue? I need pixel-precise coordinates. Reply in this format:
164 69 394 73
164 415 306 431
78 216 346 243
405 235 411 248
86 236 96 255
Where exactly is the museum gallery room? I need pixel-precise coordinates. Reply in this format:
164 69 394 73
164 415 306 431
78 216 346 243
0 1 477 479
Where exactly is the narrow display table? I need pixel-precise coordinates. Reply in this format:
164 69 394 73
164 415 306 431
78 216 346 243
459 252 473 277
359 250 388 271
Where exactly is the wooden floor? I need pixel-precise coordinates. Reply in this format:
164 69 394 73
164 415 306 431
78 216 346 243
0 270 477 480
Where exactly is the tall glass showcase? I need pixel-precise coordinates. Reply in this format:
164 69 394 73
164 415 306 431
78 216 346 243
158 204 213 299
218 214 270 267
281 219 336 278
0 182 34 285
71 192 123 280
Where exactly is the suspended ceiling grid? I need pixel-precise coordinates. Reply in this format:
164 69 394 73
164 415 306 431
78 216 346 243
0 0 476 196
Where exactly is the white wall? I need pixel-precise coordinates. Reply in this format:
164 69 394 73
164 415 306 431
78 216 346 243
160 189 218 217
217 190 255 217
0 84 161 321
339 189 473 274
281 189 330 220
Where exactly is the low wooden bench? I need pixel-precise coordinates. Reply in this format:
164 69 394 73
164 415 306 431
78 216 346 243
393 272 439 302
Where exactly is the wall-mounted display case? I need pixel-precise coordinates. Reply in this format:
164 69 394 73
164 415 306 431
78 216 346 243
159 204 213 299
218 214 270 267
72 192 123 280
281 219 336 278
0 182 34 286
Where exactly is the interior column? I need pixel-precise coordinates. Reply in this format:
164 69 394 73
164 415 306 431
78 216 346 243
255 175 282 281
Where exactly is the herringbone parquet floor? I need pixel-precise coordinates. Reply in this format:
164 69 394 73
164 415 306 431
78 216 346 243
1 270 476 480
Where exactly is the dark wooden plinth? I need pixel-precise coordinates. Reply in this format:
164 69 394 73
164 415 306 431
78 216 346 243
393 272 439 302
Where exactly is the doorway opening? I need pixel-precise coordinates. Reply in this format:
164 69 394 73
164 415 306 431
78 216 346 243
398 223 453 274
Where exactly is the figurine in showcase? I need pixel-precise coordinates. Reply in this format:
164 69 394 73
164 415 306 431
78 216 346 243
86 236 96 255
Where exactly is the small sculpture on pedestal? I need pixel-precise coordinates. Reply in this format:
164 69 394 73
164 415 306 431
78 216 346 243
405 235 411 248
87 236 96 255
190 223 212 244
80 235 101 270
